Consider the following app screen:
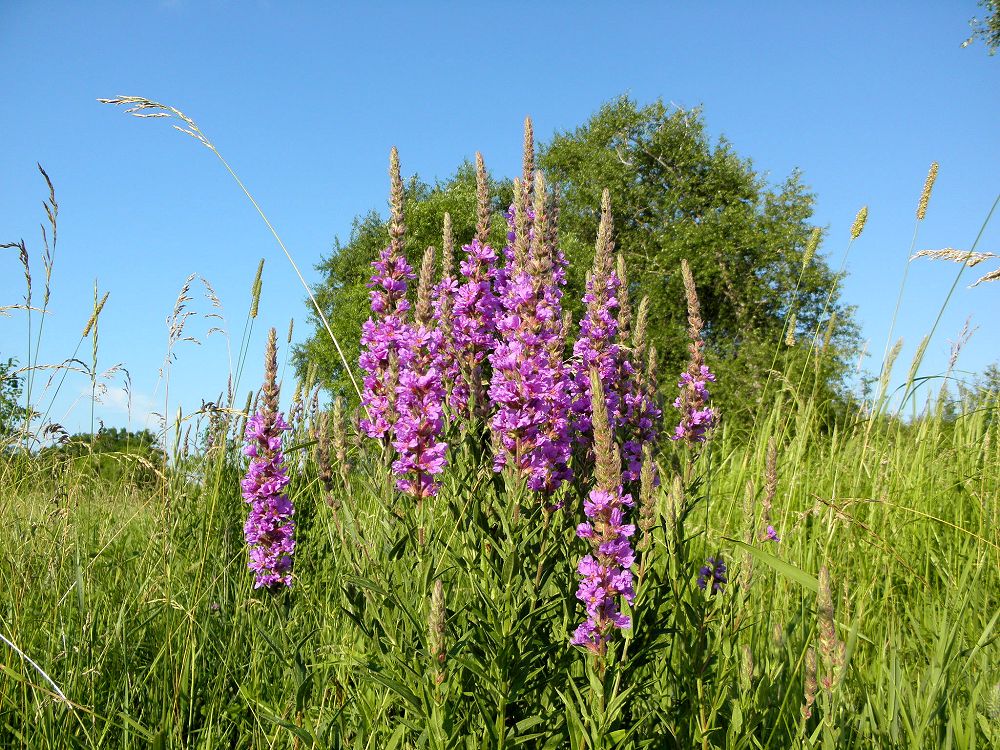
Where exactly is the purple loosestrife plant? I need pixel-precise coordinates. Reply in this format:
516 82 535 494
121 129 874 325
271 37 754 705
671 260 718 444
570 189 622 443
392 247 448 498
241 328 295 589
359 147 414 440
489 171 573 495
571 372 636 656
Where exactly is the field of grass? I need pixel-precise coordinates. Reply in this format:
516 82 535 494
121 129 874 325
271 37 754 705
2 370 997 748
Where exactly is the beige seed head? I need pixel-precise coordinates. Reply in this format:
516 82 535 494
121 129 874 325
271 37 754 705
522 116 534 199
415 245 436 326
389 147 406 257
803 227 821 269
82 291 110 338
249 258 264 319
785 313 797 346
589 369 620 492
916 161 939 221
850 206 868 240
475 152 490 243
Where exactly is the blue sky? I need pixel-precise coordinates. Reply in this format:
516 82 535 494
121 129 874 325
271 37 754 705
1 1 998 437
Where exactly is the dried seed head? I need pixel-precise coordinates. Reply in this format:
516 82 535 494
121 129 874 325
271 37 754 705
850 206 868 240
880 337 904 397
82 291 110 338
286 317 294 344
637 445 658 552
389 147 406 257
633 296 650 359
803 227 821 269
916 161 939 221
475 152 490 243
822 312 838 356
680 260 704 359
522 116 534 200
249 258 264 319
802 646 818 720
262 327 279 417
785 312 797 346
415 245 436 326
589 369 620 492
645 345 658 388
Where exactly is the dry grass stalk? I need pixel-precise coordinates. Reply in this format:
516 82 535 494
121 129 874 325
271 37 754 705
803 227 821 269
911 248 997 267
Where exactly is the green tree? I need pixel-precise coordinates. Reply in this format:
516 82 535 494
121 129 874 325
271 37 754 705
297 96 859 426
0 357 23 440
964 0 1000 55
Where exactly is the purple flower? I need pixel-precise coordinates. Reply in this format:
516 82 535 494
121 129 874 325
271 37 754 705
391 324 448 498
571 485 636 654
764 525 781 543
697 556 727 594
242 410 295 589
448 239 500 415
359 244 415 439
489 200 573 495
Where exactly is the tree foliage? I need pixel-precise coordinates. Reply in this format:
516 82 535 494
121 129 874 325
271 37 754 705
296 96 859 426
0 357 23 440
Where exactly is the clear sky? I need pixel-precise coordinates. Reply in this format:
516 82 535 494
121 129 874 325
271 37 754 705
2 1 998 438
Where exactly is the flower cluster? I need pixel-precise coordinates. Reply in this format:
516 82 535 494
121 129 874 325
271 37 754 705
241 328 295 589
671 365 717 443
359 148 415 440
489 179 573 494
697 556 727 594
671 259 718 444
450 238 499 415
571 486 636 653
393 326 448 498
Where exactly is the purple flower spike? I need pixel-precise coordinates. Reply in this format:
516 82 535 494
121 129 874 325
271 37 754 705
764 525 781 543
571 485 637 655
241 329 295 589
489 189 573 495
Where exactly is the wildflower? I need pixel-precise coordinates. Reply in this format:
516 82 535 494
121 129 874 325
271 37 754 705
393 247 448 499
359 147 415 439
489 172 573 494
670 260 717 444
764 525 781 543
570 189 621 441
241 328 295 589
571 374 636 654
697 556 727 594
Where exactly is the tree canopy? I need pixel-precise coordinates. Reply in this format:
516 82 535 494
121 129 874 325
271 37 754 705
295 96 859 425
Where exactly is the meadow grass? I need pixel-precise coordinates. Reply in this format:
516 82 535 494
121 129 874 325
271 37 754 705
1 379 997 748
